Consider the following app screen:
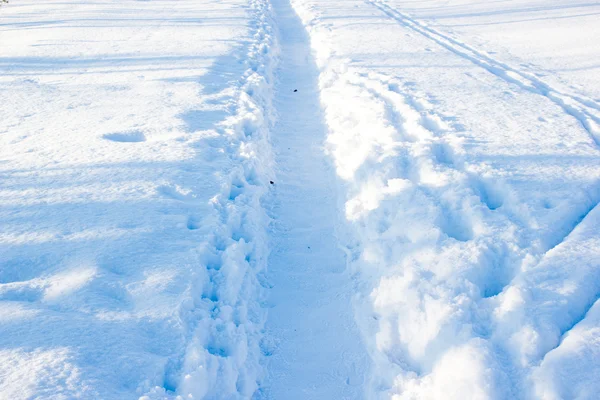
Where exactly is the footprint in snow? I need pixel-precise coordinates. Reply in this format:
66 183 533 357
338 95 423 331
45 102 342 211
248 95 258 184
102 131 146 143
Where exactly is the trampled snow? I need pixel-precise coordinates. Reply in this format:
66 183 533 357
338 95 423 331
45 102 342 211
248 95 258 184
1 0 599 399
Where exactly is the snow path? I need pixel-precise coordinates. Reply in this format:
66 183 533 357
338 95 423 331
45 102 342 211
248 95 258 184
257 0 369 397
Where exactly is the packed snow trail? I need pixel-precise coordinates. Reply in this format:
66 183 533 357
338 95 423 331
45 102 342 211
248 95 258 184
257 0 370 397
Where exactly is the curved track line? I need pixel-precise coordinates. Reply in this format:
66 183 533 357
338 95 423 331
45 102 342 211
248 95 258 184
367 0 600 146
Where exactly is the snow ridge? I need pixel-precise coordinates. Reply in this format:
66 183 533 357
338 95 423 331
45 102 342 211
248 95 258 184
142 0 279 398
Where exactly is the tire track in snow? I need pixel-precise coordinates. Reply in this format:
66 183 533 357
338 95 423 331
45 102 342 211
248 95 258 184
367 0 600 147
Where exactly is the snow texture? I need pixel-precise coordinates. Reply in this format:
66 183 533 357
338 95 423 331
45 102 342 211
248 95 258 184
1 0 600 399
1 0 277 398
286 0 600 398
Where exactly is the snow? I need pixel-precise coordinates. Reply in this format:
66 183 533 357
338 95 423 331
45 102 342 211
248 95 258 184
1 0 277 398
1 0 600 398
386 0 600 101
255 0 369 397
287 0 600 398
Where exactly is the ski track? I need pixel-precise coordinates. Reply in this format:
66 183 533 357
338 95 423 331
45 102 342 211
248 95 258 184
256 0 369 397
367 0 600 147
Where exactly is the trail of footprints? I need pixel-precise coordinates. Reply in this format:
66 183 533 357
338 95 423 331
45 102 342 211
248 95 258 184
344 67 600 391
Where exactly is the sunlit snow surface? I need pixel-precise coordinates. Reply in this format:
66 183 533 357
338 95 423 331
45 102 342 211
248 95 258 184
289 0 600 398
1 0 600 398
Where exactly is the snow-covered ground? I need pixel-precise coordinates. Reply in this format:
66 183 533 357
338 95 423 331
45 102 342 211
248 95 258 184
1 0 277 398
1 0 600 398
287 0 600 398
387 0 600 101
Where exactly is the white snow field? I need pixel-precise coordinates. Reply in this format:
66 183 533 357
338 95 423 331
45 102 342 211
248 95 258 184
1 0 277 398
1 0 600 399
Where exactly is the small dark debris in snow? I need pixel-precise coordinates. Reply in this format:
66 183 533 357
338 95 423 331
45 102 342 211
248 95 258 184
293 89 298 92
270 181 274 185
